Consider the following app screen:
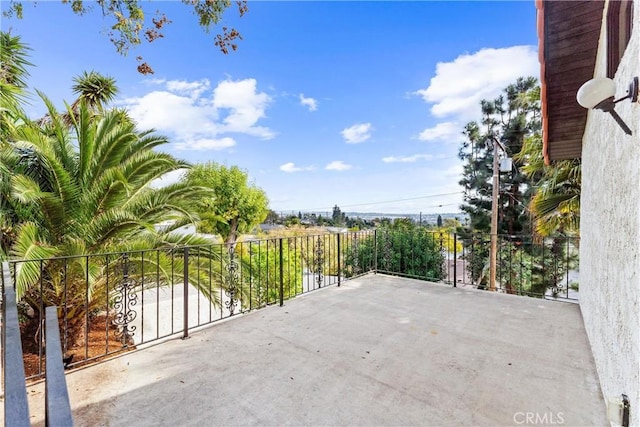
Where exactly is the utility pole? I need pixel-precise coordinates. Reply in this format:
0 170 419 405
489 136 507 292
489 140 499 292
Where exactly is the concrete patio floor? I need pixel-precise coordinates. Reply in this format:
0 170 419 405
23 274 605 426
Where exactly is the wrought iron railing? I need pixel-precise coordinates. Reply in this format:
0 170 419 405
3 229 578 384
7 231 375 379
448 234 580 299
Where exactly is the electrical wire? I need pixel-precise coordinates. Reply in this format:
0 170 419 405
299 191 463 212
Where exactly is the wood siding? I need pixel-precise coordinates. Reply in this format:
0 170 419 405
538 0 605 163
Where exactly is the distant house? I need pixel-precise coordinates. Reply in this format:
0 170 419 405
538 0 638 422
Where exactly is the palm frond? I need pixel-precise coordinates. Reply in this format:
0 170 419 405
0 32 33 90
11 173 47 203
81 209 143 248
9 222 58 298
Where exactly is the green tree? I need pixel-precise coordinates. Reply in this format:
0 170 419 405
344 226 444 281
239 238 304 305
2 91 229 342
332 204 345 226
37 70 119 127
70 71 118 113
457 77 542 286
265 209 279 224
284 215 301 227
0 36 246 350
0 31 32 126
5 95 210 265
436 214 443 228
458 77 540 235
390 217 415 230
515 135 580 236
4 0 248 74
185 162 269 245
1 32 34 252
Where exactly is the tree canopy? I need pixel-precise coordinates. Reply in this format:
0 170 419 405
515 135 580 236
0 33 244 344
458 77 540 236
184 162 269 244
3 0 248 74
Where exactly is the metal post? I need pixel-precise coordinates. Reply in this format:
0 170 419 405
183 247 189 339
489 138 500 291
373 229 378 273
453 233 457 287
337 233 342 286
279 238 284 307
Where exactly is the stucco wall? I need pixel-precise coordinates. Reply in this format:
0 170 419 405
580 1 640 424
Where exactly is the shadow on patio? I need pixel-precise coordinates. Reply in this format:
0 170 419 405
23 274 605 426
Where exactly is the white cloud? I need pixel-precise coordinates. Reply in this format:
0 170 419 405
175 137 236 151
417 122 462 142
280 162 315 173
120 77 274 151
382 154 433 163
213 78 274 139
341 123 372 144
150 169 187 189
166 79 211 99
299 94 318 111
122 90 218 136
325 160 352 171
415 46 538 120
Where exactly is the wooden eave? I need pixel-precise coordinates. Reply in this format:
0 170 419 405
537 0 605 164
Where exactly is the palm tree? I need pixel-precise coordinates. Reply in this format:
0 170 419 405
6 95 226 344
1 32 34 256
38 70 118 127
529 160 580 236
515 135 580 236
0 31 32 116
71 70 118 112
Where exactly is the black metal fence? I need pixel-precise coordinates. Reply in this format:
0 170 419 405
7 231 375 379
446 234 580 299
3 229 579 382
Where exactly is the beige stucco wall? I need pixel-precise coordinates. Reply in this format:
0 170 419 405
580 1 640 424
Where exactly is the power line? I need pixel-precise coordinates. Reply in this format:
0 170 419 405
300 191 463 212
421 202 460 209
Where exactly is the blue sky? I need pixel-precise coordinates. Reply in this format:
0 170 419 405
3 1 540 215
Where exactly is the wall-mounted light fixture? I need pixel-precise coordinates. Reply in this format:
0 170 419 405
576 76 638 135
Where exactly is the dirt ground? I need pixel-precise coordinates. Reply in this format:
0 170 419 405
21 314 133 379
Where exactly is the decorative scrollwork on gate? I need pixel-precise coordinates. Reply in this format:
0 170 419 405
550 284 564 298
112 253 137 346
225 245 240 315
314 236 324 288
382 231 392 271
